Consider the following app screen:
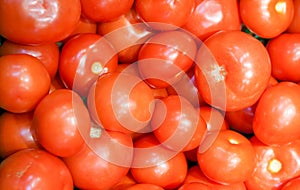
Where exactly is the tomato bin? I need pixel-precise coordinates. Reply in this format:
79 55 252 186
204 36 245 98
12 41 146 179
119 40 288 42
0 0 300 189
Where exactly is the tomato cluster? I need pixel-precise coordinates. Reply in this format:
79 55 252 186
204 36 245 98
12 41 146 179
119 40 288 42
0 0 300 189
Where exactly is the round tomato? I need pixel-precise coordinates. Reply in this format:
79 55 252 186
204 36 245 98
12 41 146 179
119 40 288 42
80 0 134 22
178 182 211 190
281 177 300 190
267 33 300 82
0 40 59 79
124 183 164 190
138 30 197 88
0 0 81 44
197 130 256 185
59 33 118 97
253 82 300 145
0 112 39 158
195 30 271 111
0 54 51 113
32 89 90 158
0 148 73 190
183 0 241 40
286 0 300 33
239 0 294 38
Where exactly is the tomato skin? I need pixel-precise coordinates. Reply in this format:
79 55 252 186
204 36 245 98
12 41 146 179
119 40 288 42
0 54 51 113
197 130 256 185
267 33 300 82
286 0 300 33
195 30 271 111
183 0 241 40
0 148 73 190
253 82 300 145
0 0 81 44
80 0 134 22
124 183 164 190
281 177 300 190
178 182 211 190
59 33 118 97
0 40 59 80
239 0 294 38
0 112 40 158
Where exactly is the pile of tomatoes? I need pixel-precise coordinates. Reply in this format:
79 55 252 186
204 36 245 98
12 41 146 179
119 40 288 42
0 0 300 189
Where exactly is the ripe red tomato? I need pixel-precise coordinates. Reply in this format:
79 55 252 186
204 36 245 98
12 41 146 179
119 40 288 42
59 33 118 97
135 0 195 30
87 72 155 134
124 183 164 190
183 0 241 40
245 136 300 189
286 0 300 33
138 30 197 88
178 182 211 190
0 148 73 190
0 40 59 79
0 54 51 113
197 130 256 185
0 0 81 44
239 0 294 38
80 0 134 22
32 89 90 157
130 134 188 189
267 33 300 82
63 130 133 190
281 177 300 190
0 112 40 158
151 95 207 152
195 30 271 111
253 82 300 145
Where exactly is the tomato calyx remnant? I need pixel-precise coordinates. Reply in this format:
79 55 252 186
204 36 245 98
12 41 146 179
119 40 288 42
211 64 227 82
268 158 282 174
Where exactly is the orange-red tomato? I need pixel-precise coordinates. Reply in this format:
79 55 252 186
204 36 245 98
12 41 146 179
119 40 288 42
281 177 300 190
0 54 51 113
0 0 81 44
124 183 164 190
178 182 211 190
286 0 300 33
0 149 73 189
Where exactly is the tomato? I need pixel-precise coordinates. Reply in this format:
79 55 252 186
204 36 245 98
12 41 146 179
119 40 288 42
138 30 197 88
80 0 134 22
0 148 73 190
267 33 300 82
0 0 81 44
0 54 51 113
32 89 89 157
0 112 39 158
183 0 241 40
286 0 300 33
281 177 300 190
111 173 137 190
151 95 207 152
63 130 133 190
135 0 195 30
97 7 153 63
124 183 164 190
245 136 300 189
87 72 155 134
0 40 59 80
253 82 300 145
195 30 271 111
49 74 66 93
178 182 211 190
59 33 118 97
130 134 188 189
239 0 294 38
197 130 256 185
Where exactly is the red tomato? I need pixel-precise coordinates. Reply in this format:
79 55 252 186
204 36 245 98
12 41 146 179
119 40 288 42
97 8 153 63
281 177 300 190
286 0 300 33
59 33 118 97
63 130 133 190
0 148 73 190
0 40 59 80
135 0 195 30
239 0 294 38
267 33 300 82
130 134 188 189
245 137 300 189
183 0 241 40
197 130 256 185
138 30 197 88
253 82 300 145
87 72 155 134
80 0 134 22
0 0 81 44
49 74 66 93
0 112 39 158
151 95 207 152
0 54 51 113
178 182 211 190
111 173 137 190
195 30 271 111
124 183 164 190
